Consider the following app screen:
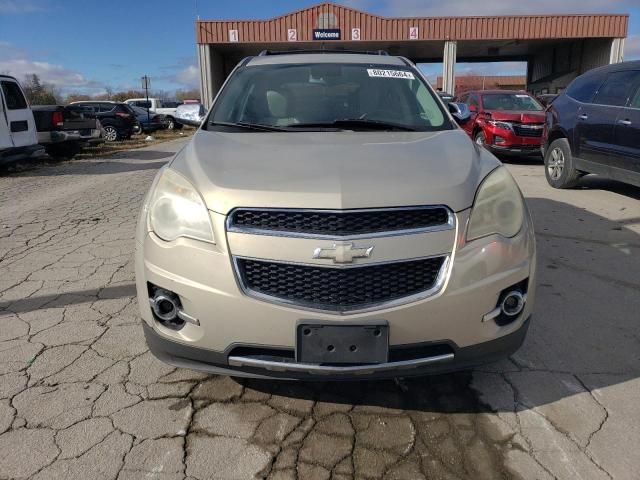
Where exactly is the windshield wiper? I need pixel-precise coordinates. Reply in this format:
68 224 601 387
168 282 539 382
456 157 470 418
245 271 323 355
286 119 416 131
209 121 290 132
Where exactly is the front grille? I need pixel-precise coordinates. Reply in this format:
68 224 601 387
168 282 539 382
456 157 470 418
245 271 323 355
236 257 446 312
512 124 543 138
229 207 450 237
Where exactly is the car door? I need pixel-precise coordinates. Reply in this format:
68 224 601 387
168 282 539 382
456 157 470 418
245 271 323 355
575 70 638 170
0 85 12 149
611 74 640 176
0 78 37 148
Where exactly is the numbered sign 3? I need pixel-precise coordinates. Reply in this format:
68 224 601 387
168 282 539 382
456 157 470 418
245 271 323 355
409 26 419 40
288 29 297 41
229 29 239 42
351 28 361 41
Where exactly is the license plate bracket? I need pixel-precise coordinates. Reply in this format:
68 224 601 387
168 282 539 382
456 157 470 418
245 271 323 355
296 323 388 364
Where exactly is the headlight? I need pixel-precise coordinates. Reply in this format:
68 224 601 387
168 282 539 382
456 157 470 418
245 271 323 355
148 168 214 243
467 167 524 241
487 120 513 130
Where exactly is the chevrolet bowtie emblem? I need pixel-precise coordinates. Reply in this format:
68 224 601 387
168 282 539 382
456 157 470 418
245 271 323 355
313 242 374 264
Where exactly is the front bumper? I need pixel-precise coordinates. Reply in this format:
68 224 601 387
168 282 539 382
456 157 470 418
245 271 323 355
136 204 536 379
143 317 530 380
37 129 101 145
482 124 542 156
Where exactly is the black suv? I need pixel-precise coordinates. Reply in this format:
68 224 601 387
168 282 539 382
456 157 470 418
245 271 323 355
69 101 138 142
542 61 640 189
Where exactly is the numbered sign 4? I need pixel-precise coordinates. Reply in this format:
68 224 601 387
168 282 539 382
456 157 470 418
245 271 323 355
229 29 239 42
409 27 419 40
288 29 297 41
351 28 361 41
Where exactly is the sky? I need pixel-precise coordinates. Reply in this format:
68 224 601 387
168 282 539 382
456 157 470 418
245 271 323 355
0 0 639 96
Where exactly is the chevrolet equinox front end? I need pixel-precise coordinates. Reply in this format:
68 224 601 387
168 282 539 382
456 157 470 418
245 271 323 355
135 52 536 380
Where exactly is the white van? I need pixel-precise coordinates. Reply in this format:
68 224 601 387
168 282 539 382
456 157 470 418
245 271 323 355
0 75 42 164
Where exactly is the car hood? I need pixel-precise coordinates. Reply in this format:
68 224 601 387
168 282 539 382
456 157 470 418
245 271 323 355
485 111 545 123
170 129 501 214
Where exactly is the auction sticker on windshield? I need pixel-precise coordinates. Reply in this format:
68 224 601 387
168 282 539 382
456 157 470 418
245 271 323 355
367 69 415 79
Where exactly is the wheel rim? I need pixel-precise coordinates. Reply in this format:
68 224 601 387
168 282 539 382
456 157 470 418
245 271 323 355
104 126 117 142
475 133 485 146
167 120 174 129
547 147 565 180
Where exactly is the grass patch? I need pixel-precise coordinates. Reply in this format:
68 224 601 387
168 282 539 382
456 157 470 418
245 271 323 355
75 127 196 159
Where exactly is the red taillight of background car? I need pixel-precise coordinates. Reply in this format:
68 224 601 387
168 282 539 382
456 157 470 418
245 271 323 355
52 111 64 128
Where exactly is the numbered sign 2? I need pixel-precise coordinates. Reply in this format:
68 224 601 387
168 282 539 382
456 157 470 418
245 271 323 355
409 27 419 40
229 29 239 42
288 29 297 41
351 28 361 41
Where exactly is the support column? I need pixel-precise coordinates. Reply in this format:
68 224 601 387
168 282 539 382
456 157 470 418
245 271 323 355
442 41 457 96
609 38 625 64
197 44 213 108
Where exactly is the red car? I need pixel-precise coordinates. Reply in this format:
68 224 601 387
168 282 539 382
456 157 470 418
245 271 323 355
456 90 545 156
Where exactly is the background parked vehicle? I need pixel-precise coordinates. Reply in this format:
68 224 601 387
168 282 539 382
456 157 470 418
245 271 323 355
124 98 183 130
130 105 169 134
543 61 640 189
174 103 206 127
536 93 558 107
32 105 103 159
69 101 138 141
457 90 545 156
0 75 43 164
436 91 454 103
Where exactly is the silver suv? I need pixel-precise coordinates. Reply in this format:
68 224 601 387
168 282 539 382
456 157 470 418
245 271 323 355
135 52 536 380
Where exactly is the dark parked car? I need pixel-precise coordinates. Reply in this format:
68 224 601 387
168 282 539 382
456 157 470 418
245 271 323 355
457 90 545 156
543 61 640 189
69 101 138 141
32 105 103 159
130 105 169 133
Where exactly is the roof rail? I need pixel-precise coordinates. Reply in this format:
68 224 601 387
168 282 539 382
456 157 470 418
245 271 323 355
257 49 389 56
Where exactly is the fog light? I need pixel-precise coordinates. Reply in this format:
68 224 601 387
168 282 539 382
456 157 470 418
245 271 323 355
494 136 506 144
482 279 528 326
147 283 199 330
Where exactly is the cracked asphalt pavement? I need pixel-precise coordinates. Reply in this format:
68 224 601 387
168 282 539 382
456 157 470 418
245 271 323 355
1 139 639 480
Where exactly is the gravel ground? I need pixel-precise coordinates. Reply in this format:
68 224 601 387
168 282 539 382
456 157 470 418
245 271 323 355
0 139 639 480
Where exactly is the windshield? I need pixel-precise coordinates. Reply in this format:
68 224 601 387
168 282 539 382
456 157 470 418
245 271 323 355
481 93 543 112
207 63 450 132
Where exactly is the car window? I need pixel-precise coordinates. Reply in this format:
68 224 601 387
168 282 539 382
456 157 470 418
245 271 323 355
592 70 640 107
457 94 468 104
481 93 542 111
629 84 640 109
1 80 28 110
468 94 479 109
566 72 606 103
134 100 152 109
209 63 450 131
99 103 115 112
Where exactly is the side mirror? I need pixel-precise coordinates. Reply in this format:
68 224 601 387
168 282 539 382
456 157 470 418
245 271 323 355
448 102 471 123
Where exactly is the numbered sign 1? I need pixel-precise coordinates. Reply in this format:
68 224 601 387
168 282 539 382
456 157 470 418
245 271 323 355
409 26 419 40
288 29 297 42
229 29 239 42
351 28 361 41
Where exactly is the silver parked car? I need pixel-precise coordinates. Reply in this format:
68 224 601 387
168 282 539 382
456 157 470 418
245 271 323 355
136 52 536 380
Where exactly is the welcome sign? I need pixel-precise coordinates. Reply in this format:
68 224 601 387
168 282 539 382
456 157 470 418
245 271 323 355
313 29 341 40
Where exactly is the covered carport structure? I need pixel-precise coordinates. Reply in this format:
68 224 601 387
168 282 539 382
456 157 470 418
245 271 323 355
195 2 628 106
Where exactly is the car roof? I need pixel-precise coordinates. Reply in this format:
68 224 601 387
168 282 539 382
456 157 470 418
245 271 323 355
0 74 19 82
246 52 408 67
583 59 640 76
466 90 530 95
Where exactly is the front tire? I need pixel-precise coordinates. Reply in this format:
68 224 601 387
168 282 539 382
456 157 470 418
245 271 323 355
544 138 580 189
